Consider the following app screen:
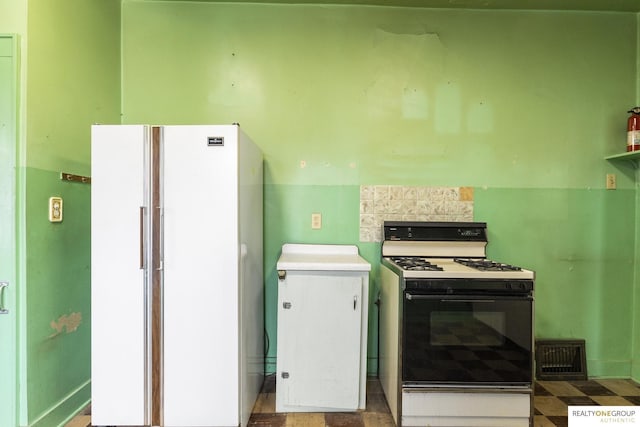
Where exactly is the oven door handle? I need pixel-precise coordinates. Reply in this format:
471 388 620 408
405 293 528 302
407 294 492 301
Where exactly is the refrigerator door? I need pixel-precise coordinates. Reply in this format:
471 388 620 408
162 125 241 426
91 125 149 425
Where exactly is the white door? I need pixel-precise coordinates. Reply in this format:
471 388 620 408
0 35 17 427
277 271 363 411
91 125 149 426
162 125 240 426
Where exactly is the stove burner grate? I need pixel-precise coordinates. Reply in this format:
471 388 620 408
454 258 522 272
390 257 444 271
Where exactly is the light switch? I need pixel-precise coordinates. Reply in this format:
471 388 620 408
49 197 63 222
311 213 322 229
606 173 616 190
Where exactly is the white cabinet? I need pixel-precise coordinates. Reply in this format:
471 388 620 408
275 244 370 413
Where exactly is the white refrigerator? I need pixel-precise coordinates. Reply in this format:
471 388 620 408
91 124 263 427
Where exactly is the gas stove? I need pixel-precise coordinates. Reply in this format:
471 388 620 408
381 221 535 281
453 258 522 271
378 221 536 427
389 257 523 272
387 257 444 271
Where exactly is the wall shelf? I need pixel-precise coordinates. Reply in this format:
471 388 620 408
605 150 640 166
605 151 640 161
158 0 640 11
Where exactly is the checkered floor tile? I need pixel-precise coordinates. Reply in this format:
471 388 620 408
534 379 640 427
66 377 640 426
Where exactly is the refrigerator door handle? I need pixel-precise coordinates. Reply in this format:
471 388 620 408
0 282 8 314
139 206 145 270
158 207 164 271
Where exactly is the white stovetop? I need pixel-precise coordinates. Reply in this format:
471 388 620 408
385 257 535 279
277 243 371 271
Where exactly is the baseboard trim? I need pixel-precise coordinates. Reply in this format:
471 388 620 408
586 360 631 379
28 379 91 427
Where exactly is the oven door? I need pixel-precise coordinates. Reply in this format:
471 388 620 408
402 292 533 387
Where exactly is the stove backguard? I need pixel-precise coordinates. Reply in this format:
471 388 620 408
384 221 488 242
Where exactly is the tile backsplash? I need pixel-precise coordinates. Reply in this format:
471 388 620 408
359 185 474 242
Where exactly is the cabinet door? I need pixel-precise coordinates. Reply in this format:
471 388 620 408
277 271 363 411
0 35 17 427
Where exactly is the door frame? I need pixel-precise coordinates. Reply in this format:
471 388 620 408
0 33 19 427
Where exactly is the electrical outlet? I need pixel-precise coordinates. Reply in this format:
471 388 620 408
49 197 63 222
606 174 616 190
311 213 322 229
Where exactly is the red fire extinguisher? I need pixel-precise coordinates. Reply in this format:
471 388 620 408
627 107 640 152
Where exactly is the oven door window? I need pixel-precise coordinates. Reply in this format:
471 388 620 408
402 295 533 386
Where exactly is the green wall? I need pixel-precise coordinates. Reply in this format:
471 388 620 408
1 3 639 426
19 1 121 425
1 1 638 425
634 175 640 380
632 12 640 384
122 1 639 378
475 188 636 376
0 1 26 40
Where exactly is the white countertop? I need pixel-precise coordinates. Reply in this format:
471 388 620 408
276 243 371 271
